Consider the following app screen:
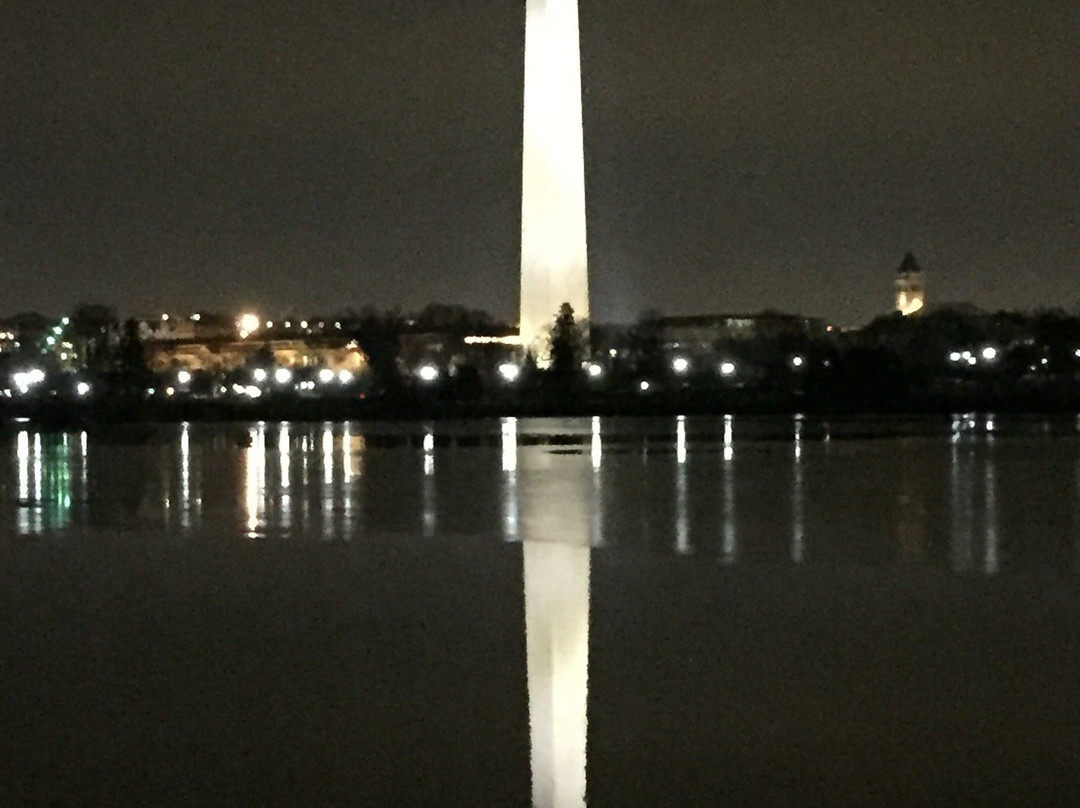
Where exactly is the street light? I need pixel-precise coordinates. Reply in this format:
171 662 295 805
498 363 521 382
238 313 260 339
672 356 690 374
318 368 336 385
791 355 805 369
418 365 439 383
719 361 736 377
252 368 268 383
274 367 293 385
586 363 603 378
981 346 998 362
176 369 192 385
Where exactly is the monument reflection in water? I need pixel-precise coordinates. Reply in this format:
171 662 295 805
504 417 593 808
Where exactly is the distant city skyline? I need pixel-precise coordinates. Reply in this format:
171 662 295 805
3 1 1078 326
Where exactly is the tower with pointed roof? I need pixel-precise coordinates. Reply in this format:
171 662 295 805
895 251 926 316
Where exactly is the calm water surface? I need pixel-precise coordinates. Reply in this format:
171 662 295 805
6 415 1080 570
2 415 1080 806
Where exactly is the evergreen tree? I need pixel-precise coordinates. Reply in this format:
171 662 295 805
548 302 584 378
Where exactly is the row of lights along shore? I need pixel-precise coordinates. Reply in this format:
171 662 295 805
411 355 806 389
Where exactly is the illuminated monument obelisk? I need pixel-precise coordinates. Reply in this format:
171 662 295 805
520 0 590 360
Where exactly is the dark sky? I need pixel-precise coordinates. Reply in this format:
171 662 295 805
3 0 1078 325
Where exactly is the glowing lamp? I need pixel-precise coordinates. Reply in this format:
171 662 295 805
238 313 260 338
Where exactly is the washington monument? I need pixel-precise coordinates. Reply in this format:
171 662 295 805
519 0 590 361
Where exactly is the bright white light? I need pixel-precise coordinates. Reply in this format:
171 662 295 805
245 385 262 399
791 355 805 368
252 368 268 383
719 361 736 377
165 386 176 397
12 368 45 394
949 351 962 363
318 368 336 384
499 363 521 382
75 381 91 397
1075 349 1080 359
967 356 977 366
672 356 690 374
300 320 309 330
177 370 192 385
238 313 260 338
981 346 998 361
587 363 603 378
337 370 353 384
418 365 439 383
274 367 293 385
638 380 651 392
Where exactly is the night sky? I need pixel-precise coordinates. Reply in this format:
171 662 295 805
3 0 1078 326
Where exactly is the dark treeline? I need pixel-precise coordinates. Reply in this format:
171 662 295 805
3 303 1080 423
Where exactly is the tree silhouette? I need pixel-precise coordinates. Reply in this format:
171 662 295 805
548 302 584 378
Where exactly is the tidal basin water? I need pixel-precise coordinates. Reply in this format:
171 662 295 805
2 415 1080 806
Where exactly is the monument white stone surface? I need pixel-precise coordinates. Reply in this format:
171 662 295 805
520 0 590 361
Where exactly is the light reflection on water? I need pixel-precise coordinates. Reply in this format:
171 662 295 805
792 414 806 564
721 413 737 565
5 415 1080 807
1 416 1078 575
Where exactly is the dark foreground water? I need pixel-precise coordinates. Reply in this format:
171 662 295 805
1 415 1080 806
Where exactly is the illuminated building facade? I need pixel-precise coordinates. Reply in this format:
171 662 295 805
145 337 367 375
520 0 590 361
895 251 926 316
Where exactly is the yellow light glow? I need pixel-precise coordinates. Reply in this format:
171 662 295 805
463 335 524 346
238 313 260 338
